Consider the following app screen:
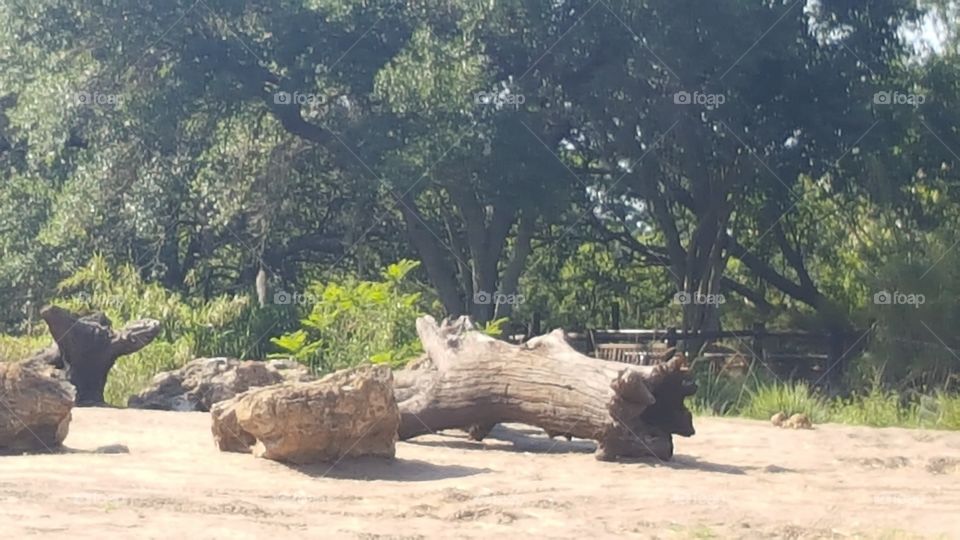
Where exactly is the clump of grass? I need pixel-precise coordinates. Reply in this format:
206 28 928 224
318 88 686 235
686 368 960 431
739 380 830 424
0 334 49 362
689 368 743 416
930 391 960 430
830 386 915 427
104 339 196 406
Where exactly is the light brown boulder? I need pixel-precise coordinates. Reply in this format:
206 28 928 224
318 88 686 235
784 413 813 429
211 364 399 464
128 357 312 411
0 362 75 453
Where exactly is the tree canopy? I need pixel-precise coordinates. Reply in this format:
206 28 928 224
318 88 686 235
2 0 960 384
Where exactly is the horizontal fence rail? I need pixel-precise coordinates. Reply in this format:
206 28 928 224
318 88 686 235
508 323 869 384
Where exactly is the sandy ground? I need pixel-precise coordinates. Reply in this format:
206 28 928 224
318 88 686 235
1 409 959 539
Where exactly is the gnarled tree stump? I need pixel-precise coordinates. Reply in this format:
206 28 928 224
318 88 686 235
394 316 697 461
23 306 161 406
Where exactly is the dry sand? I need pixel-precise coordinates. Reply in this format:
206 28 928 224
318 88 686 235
1 408 959 539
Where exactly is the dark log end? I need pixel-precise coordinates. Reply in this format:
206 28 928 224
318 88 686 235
640 368 697 437
35 306 161 406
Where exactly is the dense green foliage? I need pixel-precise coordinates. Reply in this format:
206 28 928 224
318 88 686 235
270 260 425 372
1 1 959 413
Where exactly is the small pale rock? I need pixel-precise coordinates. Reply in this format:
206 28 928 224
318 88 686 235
784 413 813 429
211 364 399 463
1 362 75 453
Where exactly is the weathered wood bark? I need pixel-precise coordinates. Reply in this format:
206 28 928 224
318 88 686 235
23 306 161 406
211 365 399 463
394 316 697 461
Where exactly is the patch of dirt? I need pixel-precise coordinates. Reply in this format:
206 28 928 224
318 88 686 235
838 456 911 469
0 409 958 539
447 505 522 524
925 456 960 475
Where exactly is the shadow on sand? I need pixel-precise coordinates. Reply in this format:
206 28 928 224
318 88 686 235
404 424 596 454
288 457 490 482
404 425 780 475
0 443 130 456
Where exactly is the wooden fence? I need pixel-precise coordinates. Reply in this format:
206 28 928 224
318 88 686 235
509 322 868 383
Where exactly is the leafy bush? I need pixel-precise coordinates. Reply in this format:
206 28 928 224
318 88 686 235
271 260 424 373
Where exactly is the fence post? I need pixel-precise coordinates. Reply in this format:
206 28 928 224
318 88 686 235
752 322 766 368
529 311 541 337
826 330 846 387
610 302 621 330
666 326 678 350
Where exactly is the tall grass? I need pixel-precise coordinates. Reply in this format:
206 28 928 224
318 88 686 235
688 369 743 416
929 391 960 429
740 380 830 424
0 334 49 362
830 386 916 427
54 255 297 405
689 370 960 430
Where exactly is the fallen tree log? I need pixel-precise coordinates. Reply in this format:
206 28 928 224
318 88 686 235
23 306 161 406
394 316 697 461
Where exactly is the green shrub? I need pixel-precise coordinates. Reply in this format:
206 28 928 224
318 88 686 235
271 260 425 373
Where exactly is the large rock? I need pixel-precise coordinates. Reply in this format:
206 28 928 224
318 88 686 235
128 357 312 411
211 365 399 463
0 362 75 453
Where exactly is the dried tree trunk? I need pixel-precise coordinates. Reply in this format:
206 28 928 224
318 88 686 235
23 306 161 406
394 316 697 461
